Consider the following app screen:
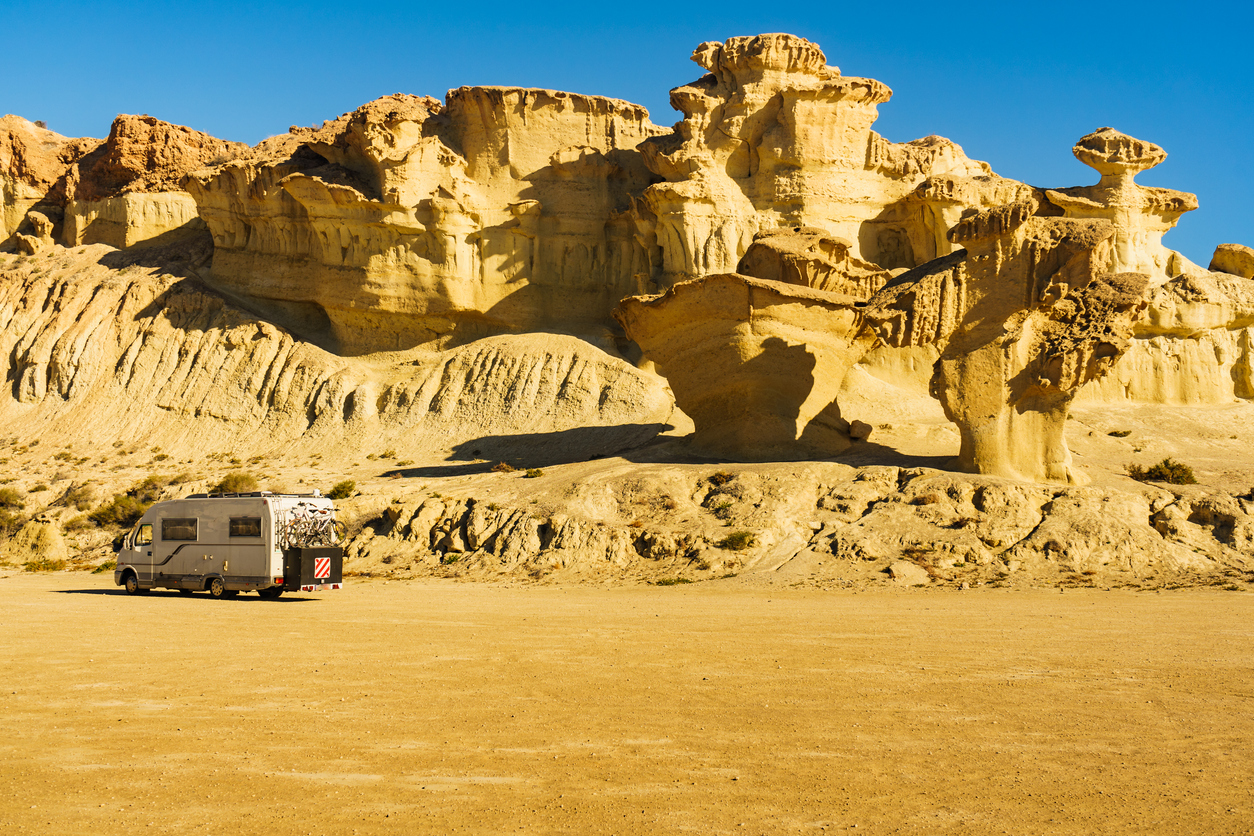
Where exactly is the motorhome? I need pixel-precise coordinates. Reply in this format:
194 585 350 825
114 492 344 598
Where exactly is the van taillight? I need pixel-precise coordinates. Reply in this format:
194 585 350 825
274 577 284 585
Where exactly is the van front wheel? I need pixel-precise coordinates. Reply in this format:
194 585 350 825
123 571 145 596
208 577 227 599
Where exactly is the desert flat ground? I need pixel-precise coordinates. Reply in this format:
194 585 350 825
1 574 1252 835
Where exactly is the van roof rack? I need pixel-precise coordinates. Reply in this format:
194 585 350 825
183 490 326 499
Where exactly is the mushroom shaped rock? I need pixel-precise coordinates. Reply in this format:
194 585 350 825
1210 243 1254 279
1045 128 1199 283
865 199 1151 484
736 227 894 299
614 273 876 461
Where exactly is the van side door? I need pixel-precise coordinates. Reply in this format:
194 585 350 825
159 517 199 587
129 522 154 583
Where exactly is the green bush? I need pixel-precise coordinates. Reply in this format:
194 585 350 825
64 483 95 511
132 475 171 503
24 557 65 572
212 472 258 494
88 495 150 528
656 577 693 586
327 480 356 500
523 469 544 479
91 559 116 574
707 471 734 487
716 531 757 551
63 515 92 533
0 487 24 510
1128 458 1197 485
0 508 28 537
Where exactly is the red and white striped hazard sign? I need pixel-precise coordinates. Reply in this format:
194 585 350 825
314 557 331 579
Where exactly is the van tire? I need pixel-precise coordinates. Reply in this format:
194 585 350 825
122 571 145 596
258 587 283 600
207 577 227 598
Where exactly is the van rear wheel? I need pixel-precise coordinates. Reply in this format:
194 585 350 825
208 577 227 598
258 587 283 600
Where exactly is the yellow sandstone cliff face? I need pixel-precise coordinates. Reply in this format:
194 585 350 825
177 35 1039 356
0 246 672 462
1 32 1253 480
0 113 243 251
184 91 669 355
0 116 97 249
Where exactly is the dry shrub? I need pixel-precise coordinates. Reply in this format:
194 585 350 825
1128 458 1196 485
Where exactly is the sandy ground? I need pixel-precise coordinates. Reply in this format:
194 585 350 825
2 574 1253 835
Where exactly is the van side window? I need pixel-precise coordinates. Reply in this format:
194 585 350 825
136 523 153 546
162 518 198 541
230 517 262 537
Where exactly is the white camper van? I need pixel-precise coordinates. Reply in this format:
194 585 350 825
114 492 345 598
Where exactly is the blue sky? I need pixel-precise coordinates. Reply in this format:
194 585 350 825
4 0 1250 264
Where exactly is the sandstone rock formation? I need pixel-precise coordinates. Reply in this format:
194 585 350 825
1079 268 1254 403
1 113 244 254
638 34 1031 285
0 116 97 249
15 210 53 255
866 200 1150 483
168 33 1043 356
735 226 894 297
185 91 667 355
60 114 245 249
342 462 1254 587
2 32 1253 593
1210 243 1254 279
1044 128 1200 283
615 273 874 460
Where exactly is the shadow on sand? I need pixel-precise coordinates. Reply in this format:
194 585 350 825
378 422 962 477
53 588 318 602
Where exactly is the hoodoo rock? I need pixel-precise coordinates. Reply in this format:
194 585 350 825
1045 128 1200 283
615 273 875 460
866 199 1151 484
639 34 1031 285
